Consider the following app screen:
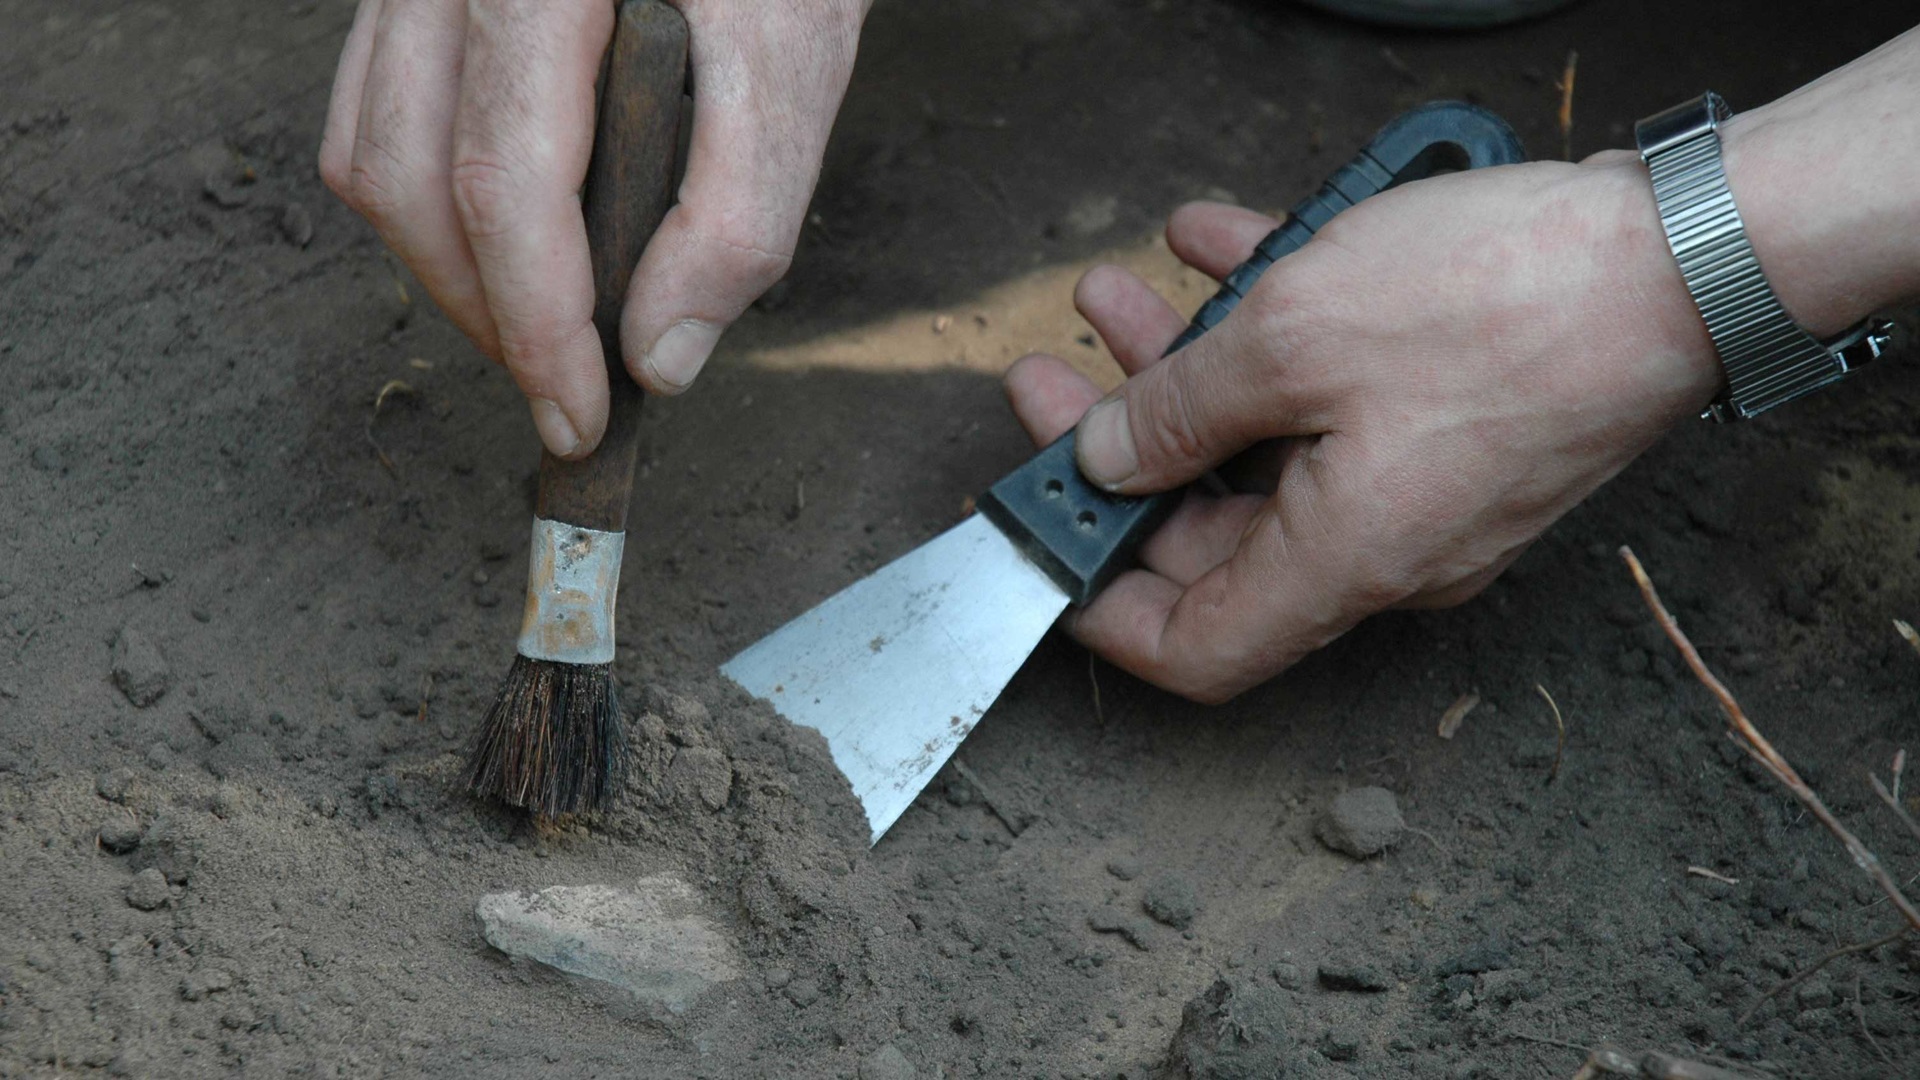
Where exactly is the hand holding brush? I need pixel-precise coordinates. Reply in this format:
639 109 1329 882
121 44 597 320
465 0 688 818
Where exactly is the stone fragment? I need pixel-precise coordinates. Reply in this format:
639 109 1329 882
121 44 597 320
667 746 732 811
99 819 143 854
180 967 234 1001
126 868 171 910
784 978 821 1007
1435 937 1512 977
1087 906 1152 951
110 627 171 707
1314 786 1404 858
858 1044 916 1080
476 875 740 1012
96 767 134 802
130 814 200 884
1105 856 1141 881
1270 962 1304 990
1142 875 1198 930
1318 963 1391 992
278 202 313 247
1167 975 1295 1078
1317 1031 1361 1062
205 731 274 779
144 742 174 771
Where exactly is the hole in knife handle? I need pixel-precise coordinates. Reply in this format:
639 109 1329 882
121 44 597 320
1076 510 1098 531
1044 479 1065 498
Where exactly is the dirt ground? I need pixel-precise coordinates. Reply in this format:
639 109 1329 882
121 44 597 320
5 0 1920 1076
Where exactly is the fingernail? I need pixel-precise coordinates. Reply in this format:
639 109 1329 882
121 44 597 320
642 320 721 392
529 397 581 458
1076 398 1138 489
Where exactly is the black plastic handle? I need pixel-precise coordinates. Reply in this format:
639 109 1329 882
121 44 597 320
977 101 1527 605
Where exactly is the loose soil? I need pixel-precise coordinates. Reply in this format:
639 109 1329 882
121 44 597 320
4 1 1919 1077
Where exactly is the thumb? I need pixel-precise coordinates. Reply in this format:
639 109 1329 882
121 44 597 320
1073 314 1302 494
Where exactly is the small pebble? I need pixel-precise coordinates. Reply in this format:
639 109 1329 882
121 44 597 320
1142 875 1198 930
180 967 234 1001
784 978 821 1008
858 1044 916 1080
96 767 135 803
110 626 172 707
278 202 313 247
99 819 143 854
1314 787 1405 859
1105 856 1141 881
125 867 171 910
144 742 174 771
764 966 793 990
1318 963 1391 992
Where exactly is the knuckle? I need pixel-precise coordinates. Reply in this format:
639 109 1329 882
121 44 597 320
1136 369 1212 468
705 224 795 294
448 156 524 240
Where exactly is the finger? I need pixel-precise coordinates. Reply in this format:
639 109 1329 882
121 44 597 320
318 0 385 194
1073 300 1318 494
1074 489 1367 703
346 0 501 358
1073 264 1188 375
1004 353 1102 446
621 4 860 394
452 0 616 459
1165 201 1282 280
1134 491 1264 587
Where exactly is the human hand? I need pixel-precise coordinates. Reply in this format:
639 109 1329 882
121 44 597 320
1004 159 1725 702
320 0 867 458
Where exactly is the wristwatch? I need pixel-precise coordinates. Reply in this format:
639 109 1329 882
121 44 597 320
1635 92 1893 422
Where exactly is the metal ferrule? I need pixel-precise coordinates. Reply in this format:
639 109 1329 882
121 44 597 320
516 518 625 665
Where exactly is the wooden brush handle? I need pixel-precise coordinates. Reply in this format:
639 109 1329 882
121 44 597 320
534 0 688 532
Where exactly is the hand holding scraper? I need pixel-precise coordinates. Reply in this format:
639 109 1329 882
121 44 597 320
724 102 1528 843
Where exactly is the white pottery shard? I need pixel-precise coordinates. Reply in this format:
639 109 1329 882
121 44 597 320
476 875 740 1011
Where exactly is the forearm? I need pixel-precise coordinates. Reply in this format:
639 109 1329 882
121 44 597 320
1718 25 1920 335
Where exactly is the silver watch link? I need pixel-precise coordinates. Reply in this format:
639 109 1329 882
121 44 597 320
1634 92 1893 423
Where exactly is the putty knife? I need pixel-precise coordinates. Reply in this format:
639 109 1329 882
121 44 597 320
725 102 1527 843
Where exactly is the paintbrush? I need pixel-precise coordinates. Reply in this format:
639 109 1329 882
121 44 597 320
464 0 687 818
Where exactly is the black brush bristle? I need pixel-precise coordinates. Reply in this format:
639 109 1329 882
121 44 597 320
464 654 629 818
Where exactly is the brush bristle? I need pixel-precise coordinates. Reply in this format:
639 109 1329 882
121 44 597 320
464 654 628 817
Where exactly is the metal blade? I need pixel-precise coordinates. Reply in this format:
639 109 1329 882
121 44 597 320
721 514 1069 844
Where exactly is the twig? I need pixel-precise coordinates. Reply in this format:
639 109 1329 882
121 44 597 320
1735 927 1910 1025
1893 747 1905 803
1088 652 1105 726
1437 691 1478 739
1620 546 1920 934
415 672 434 725
1556 49 1579 161
1893 618 1920 659
1686 865 1739 886
1538 683 1566 784
1853 973 1894 1069
1869 773 1920 848
951 758 1033 837
366 378 417 477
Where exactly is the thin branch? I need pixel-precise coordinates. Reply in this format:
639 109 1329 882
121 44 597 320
1854 973 1895 1069
1537 683 1566 784
1620 546 1920 934
1870 773 1920 849
1737 928 1910 1025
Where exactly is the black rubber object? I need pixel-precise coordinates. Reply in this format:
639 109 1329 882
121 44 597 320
977 101 1527 605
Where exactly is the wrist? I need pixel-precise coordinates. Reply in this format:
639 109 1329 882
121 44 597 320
1573 150 1726 417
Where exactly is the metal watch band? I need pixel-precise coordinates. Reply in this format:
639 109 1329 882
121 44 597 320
1635 92 1891 422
